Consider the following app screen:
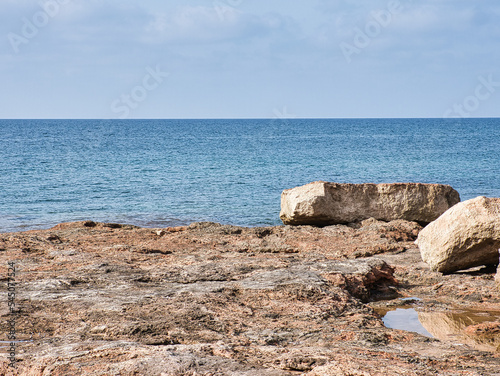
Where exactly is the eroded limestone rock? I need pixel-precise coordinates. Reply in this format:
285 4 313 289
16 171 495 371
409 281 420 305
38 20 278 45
1 220 499 374
416 196 500 273
280 181 460 226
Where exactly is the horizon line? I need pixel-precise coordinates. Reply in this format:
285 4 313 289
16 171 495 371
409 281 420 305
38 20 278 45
1 117 499 121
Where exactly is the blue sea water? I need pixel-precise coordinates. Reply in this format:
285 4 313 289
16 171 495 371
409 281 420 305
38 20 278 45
0 118 499 233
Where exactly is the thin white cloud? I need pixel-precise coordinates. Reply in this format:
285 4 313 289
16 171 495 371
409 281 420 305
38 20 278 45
314 0 500 62
3 2 297 54
1 0 500 118
142 6 274 44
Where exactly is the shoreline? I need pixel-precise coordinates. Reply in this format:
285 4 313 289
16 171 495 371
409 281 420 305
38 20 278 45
0 219 498 374
0 216 282 235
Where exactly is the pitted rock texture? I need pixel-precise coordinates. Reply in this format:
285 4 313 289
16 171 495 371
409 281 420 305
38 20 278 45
280 182 460 226
0 219 498 375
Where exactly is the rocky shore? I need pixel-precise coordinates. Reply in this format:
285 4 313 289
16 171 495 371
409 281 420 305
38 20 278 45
0 217 499 375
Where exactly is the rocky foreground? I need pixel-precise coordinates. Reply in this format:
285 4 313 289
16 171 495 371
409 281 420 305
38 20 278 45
0 219 499 375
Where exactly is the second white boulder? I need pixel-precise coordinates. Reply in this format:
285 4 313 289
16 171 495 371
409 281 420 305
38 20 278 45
416 196 500 273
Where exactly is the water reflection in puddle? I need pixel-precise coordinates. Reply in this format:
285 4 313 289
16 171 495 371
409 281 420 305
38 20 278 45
380 308 433 337
377 304 500 352
419 310 500 352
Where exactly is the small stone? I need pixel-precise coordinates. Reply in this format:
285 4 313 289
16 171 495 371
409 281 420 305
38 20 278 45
104 223 122 229
166 226 187 233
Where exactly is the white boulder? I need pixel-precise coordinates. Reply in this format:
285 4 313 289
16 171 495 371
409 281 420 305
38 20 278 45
416 196 500 273
280 181 460 226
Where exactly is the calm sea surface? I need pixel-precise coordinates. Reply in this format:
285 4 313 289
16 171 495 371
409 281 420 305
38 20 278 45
0 119 498 232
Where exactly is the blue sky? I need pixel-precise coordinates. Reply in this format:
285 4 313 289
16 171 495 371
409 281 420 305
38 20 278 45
1 0 499 119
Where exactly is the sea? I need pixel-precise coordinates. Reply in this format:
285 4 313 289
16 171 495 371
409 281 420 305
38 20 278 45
0 118 499 233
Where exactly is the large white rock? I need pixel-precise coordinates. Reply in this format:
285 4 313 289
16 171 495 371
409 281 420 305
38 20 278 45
280 181 460 226
416 196 500 273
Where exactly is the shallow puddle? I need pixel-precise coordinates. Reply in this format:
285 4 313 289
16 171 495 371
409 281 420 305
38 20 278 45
379 308 433 337
376 301 500 352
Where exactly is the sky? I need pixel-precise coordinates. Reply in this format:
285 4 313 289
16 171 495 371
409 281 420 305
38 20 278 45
1 0 499 119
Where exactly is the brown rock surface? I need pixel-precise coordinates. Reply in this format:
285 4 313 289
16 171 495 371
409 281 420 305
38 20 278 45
416 196 500 273
0 219 499 375
280 182 460 226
